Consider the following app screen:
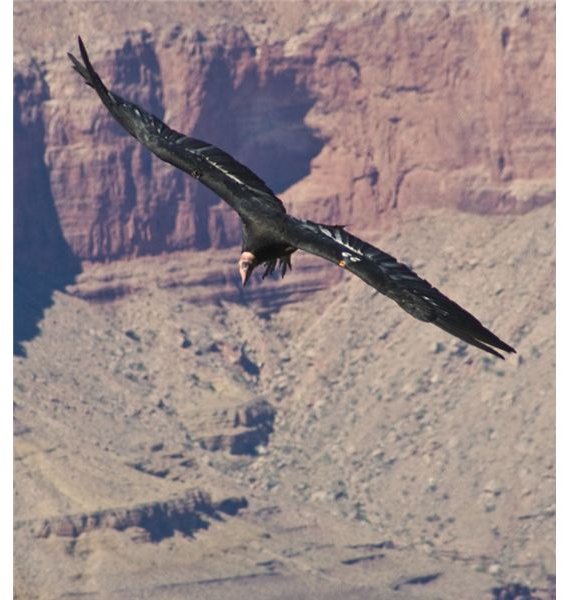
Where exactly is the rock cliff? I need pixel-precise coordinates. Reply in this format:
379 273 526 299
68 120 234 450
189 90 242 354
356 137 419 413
14 1 554 266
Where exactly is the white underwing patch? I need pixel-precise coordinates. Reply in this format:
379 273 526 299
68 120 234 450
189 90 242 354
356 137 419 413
341 251 361 263
206 158 246 186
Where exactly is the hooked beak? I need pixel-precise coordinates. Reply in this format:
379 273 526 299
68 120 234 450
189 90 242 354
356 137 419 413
240 265 251 286
239 252 256 287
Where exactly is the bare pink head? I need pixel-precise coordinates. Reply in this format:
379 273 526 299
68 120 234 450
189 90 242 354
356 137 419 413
238 251 257 286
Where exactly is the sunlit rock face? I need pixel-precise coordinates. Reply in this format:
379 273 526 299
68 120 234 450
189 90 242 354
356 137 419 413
14 1 554 265
16 26 326 261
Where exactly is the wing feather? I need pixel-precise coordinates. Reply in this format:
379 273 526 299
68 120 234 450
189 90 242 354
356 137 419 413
68 37 285 217
283 218 516 359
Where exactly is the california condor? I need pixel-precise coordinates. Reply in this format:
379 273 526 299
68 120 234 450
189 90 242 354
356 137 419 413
68 38 516 359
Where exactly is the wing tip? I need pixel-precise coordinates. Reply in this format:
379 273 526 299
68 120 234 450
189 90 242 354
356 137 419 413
473 337 517 360
434 316 516 360
77 35 87 58
77 36 93 73
488 346 506 360
484 341 516 360
483 336 517 358
69 36 108 94
461 338 512 360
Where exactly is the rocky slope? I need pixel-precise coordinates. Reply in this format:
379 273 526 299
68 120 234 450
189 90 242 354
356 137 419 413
14 204 555 599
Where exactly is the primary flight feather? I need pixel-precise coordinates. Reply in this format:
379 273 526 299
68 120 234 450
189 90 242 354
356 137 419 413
68 37 516 359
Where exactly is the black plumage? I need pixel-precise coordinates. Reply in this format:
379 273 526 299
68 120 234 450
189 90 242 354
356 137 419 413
68 38 516 359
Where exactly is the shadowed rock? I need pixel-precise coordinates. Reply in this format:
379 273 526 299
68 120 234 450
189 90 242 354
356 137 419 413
14 61 81 355
27 489 248 542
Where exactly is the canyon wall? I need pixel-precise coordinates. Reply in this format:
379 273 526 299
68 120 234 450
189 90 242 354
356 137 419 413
14 1 554 264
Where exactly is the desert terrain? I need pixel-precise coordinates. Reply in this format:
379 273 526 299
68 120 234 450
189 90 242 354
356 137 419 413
14 2 554 599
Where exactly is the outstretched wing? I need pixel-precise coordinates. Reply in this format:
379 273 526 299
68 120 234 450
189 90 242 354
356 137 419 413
283 217 516 359
68 37 285 219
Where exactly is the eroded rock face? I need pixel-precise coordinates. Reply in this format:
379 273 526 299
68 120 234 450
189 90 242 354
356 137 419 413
28 489 248 542
14 60 81 355
20 26 324 261
195 398 277 456
14 2 554 266
14 61 80 276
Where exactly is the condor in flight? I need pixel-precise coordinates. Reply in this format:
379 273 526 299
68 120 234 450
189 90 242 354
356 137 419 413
68 38 515 359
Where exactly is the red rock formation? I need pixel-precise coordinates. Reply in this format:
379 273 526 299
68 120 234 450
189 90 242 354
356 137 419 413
14 1 554 265
14 61 79 277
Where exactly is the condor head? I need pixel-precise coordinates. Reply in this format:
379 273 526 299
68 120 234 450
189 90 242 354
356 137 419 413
238 251 257 286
